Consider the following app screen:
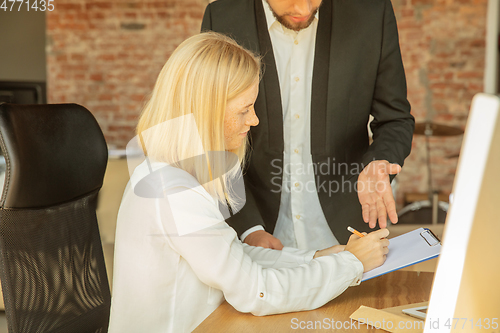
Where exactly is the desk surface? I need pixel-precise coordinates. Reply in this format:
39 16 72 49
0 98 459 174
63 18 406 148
194 271 434 333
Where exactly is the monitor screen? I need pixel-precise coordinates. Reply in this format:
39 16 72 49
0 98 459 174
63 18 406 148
425 93 500 332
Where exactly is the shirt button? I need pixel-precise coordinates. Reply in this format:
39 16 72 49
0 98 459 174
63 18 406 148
294 77 300 82
296 215 301 219
294 182 299 187
294 149 299 154
294 39 299 45
294 114 300 119
259 292 264 298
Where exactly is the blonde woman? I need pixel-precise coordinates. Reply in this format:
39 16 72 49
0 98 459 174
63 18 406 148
108 32 390 333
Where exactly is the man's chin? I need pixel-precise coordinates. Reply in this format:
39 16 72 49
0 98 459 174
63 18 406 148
277 14 316 31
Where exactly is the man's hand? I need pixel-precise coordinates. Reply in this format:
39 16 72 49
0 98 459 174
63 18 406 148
244 230 284 250
357 160 401 229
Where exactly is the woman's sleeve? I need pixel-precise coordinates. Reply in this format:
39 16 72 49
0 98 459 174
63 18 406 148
242 244 317 269
158 186 363 316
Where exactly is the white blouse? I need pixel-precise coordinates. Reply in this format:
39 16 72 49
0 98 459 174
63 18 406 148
108 161 363 333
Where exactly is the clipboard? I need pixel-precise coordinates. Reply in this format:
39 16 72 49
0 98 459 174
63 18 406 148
361 228 441 281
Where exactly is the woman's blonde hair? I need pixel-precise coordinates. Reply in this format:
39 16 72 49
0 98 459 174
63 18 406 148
136 32 261 207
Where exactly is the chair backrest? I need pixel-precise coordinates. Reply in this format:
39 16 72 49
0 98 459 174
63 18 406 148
0 103 111 333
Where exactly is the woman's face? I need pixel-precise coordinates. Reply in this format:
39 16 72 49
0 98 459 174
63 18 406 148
224 82 260 150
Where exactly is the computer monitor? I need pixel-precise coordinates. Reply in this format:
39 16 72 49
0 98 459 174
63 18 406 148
0 81 46 104
424 93 500 332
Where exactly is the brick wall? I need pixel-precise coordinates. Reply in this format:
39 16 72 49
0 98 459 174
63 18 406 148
392 0 487 206
46 0 488 206
46 0 209 146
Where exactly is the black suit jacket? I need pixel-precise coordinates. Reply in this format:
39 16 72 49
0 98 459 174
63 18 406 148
201 0 415 243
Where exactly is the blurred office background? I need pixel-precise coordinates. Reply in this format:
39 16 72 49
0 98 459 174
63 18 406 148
2 0 491 208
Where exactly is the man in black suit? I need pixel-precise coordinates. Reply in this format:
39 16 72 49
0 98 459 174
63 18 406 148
201 0 414 250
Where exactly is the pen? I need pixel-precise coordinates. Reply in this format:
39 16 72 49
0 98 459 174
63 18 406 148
347 226 365 238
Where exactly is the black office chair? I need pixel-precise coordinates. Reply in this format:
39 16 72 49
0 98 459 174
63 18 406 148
0 103 111 333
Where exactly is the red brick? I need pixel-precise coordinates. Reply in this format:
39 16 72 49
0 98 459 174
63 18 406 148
116 3 144 9
71 54 85 62
427 73 441 80
467 83 483 91
457 71 483 79
56 54 68 62
470 39 485 48
429 83 448 90
147 2 172 9
411 0 433 5
157 12 172 19
123 12 137 19
92 105 120 113
57 4 83 11
61 23 87 30
96 54 116 61
90 74 103 82
126 114 139 121
109 125 135 132
89 12 106 20
98 94 113 101
130 94 146 102
397 20 422 30
432 102 449 112
86 2 113 10
61 64 89 72
73 74 86 81
443 72 454 80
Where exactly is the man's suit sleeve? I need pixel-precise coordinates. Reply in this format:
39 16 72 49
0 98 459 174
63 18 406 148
226 173 267 237
201 3 212 31
362 0 415 169
200 2 268 237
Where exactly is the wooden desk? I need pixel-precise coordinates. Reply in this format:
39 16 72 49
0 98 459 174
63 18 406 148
194 271 434 333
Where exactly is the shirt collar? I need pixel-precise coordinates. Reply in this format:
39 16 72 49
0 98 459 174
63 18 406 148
262 0 319 32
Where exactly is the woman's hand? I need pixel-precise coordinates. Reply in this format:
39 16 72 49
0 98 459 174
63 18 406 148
344 228 390 272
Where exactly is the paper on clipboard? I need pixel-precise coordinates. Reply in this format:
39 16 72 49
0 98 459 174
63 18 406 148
362 228 441 281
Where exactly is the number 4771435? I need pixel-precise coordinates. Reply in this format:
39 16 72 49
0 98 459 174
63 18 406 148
444 318 499 330
1 0 55 11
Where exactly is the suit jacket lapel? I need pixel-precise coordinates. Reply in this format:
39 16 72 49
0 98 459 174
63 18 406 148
252 0 332 154
311 0 332 155
255 0 284 153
